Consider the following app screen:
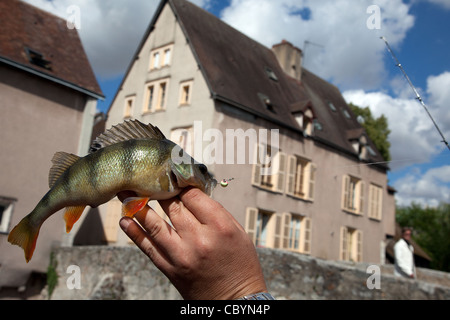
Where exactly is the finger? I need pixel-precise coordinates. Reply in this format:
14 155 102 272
158 196 201 233
179 188 239 227
119 217 172 272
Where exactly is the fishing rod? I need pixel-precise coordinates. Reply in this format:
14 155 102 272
380 36 450 151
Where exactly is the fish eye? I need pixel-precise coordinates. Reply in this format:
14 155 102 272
198 164 208 175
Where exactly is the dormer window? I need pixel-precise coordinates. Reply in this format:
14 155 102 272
265 67 278 81
351 135 368 159
258 93 275 113
294 107 314 136
25 47 52 70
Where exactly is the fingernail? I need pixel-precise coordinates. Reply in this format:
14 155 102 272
119 217 130 230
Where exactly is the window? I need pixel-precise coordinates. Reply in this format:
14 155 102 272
163 48 171 66
151 52 160 69
149 44 173 70
0 197 15 234
286 155 316 201
245 208 312 254
294 108 314 136
124 95 135 118
25 47 52 70
368 184 383 220
340 227 363 262
251 144 286 193
143 84 154 113
143 78 169 113
170 127 194 156
179 80 193 106
342 175 365 214
157 82 167 111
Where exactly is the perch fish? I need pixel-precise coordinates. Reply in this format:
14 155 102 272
8 120 217 262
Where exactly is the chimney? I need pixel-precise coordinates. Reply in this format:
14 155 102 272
271 40 303 81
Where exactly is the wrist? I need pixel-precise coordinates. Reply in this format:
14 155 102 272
237 292 275 300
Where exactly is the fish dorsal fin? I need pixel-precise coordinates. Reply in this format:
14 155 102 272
49 152 80 188
89 120 166 153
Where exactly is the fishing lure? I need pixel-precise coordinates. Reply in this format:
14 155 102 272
220 178 234 187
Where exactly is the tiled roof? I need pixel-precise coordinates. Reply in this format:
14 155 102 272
115 0 385 165
170 0 385 165
0 0 103 98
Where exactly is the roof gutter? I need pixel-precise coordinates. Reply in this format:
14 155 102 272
0 56 105 100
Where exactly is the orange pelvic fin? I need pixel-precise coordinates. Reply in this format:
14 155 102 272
64 206 86 233
122 197 150 218
8 216 40 263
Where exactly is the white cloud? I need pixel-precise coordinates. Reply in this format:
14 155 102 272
393 165 450 207
343 70 450 171
220 0 415 90
427 0 450 10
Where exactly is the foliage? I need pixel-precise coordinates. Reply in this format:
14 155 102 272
349 103 391 161
396 202 450 272
46 252 59 299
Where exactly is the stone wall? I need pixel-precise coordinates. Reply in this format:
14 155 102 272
45 246 450 300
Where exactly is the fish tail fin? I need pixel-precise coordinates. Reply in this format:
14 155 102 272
8 215 41 263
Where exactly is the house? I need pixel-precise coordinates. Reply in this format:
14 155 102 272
0 0 104 297
71 0 395 265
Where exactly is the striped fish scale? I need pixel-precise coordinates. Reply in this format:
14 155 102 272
8 120 216 262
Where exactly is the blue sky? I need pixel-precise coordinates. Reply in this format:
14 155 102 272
25 0 450 207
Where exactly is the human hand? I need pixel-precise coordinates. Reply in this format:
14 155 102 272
117 188 267 300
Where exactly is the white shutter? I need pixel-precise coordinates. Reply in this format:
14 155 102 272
245 207 258 245
286 155 296 196
251 144 262 186
303 217 312 254
282 213 291 249
356 230 363 262
274 152 286 193
342 175 350 210
308 163 316 200
340 226 348 261
105 199 122 242
273 213 282 249
359 181 365 214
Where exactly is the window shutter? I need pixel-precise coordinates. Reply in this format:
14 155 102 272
377 187 383 220
303 217 312 254
359 181 365 214
274 152 286 193
340 226 348 261
282 213 291 249
286 155 296 196
245 207 258 245
105 199 122 242
308 163 316 200
251 144 262 186
273 213 283 249
342 175 350 210
356 230 363 262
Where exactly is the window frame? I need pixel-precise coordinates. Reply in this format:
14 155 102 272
142 78 170 114
368 183 383 220
123 95 136 119
342 175 365 215
245 208 312 254
0 196 15 234
178 80 194 106
286 155 316 201
149 43 174 70
340 226 363 262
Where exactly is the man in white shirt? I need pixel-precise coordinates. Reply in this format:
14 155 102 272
394 227 416 279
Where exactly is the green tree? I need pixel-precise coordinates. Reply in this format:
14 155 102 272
349 103 391 161
396 202 450 272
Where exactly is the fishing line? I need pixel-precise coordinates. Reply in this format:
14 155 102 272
380 36 450 152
